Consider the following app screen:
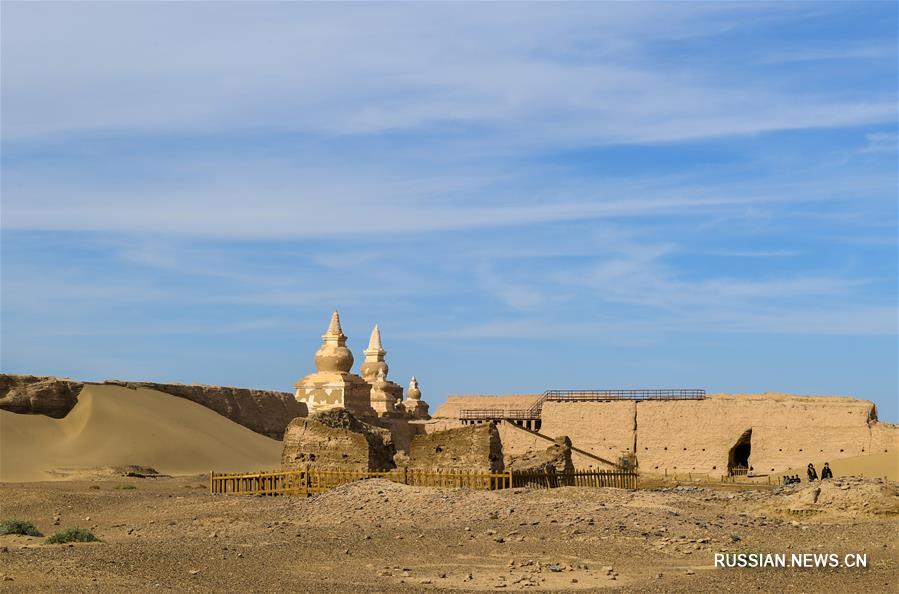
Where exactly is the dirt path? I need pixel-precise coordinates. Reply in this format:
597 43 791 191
0 476 896 593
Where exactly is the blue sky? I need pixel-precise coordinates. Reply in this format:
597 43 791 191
2 2 897 420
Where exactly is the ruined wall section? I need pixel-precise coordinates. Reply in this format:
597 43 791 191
408 423 504 472
496 421 549 465
391 391 898 476
366 416 430 454
636 393 894 475
496 420 619 470
281 408 396 471
870 422 899 454
0 374 82 418
540 400 636 467
422 418 465 433
432 394 541 419
508 436 574 473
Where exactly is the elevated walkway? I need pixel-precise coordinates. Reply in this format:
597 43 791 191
460 388 705 431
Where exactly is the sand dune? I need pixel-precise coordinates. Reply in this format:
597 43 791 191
0 384 282 482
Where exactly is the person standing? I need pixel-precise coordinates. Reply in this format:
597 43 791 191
807 463 818 481
821 462 833 480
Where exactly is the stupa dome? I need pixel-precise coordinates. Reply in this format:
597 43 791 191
314 311 355 373
407 376 422 400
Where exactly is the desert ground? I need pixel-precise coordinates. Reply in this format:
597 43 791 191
2 381 897 592
1 474 896 593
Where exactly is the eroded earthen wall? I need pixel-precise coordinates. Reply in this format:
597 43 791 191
540 400 636 467
496 421 551 465
870 422 899 454
636 394 894 475
408 423 504 472
281 409 396 471
0 375 82 418
367 417 430 453
513 392 897 476
508 436 574 473
432 394 541 419
422 419 465 433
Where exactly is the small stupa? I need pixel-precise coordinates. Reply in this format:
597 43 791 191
294 311 375 417
369 368 396 415
403 376 429 419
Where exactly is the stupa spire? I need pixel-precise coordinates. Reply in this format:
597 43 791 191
367 324 383 351
361 323 388 382
325 310 345 339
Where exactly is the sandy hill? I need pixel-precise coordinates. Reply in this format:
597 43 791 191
0 384 282 482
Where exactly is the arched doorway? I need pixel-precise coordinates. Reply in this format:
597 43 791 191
727 428 752 476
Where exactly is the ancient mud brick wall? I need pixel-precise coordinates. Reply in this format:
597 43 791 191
366 416 429 454
496 421 551 465
281 409 396 471
422 418 465 433
0 374 82 418
540 400 637 466
445 391 898 476
508 436 574 473
408 423 504 472
432 394 541 419
870 422 899 454
636 394 895 475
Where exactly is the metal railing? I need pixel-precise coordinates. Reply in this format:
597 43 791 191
543 389 705 404
459 409 540 421
460 388 705 421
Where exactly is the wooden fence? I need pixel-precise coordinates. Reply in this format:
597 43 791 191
511 469 638 489
209 467 639 496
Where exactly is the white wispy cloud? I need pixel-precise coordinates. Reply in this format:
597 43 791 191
2 3 892 145
1 2 895 414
